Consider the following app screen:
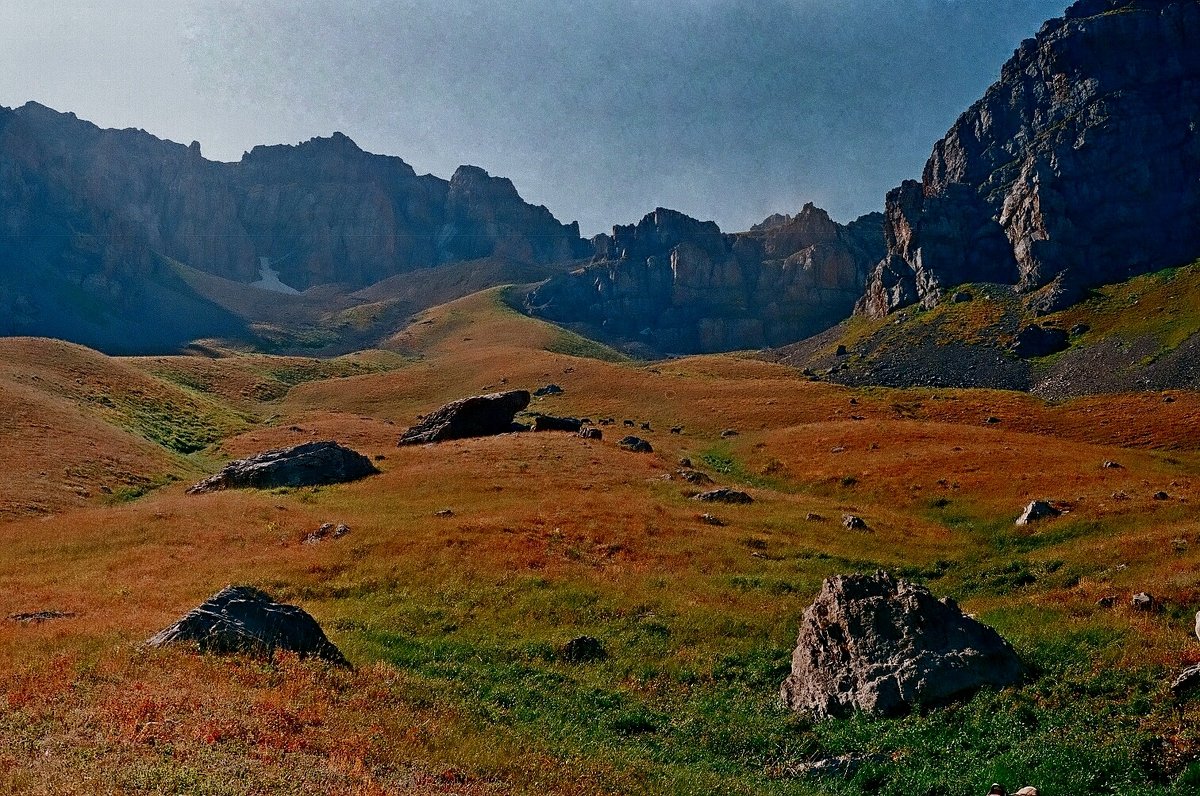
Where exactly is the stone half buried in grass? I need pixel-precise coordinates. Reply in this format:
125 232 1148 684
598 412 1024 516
148 585 348 667
618 435 653 453
1015 500 1060 526
399 390 531 445
187 441 378 494
780 571 1022 720
693 488 753 504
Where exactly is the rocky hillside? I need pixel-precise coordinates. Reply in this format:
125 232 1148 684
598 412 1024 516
861 0 1200 319
524 204 884 355
0 102 588 351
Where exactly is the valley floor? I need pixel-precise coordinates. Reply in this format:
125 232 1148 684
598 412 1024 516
2 289 1200 795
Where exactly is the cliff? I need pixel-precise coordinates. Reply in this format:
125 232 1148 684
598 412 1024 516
525 205 884 355
861 0 1200 317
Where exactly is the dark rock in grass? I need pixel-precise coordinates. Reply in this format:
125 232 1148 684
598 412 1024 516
842 514 868 531
1070 323 1090 337
399 390 530 445
1102 460 1122 469
1015 500 1059 526
1012 324 1069 358
1131 592 1156 612
7 610 76 624
619 436 653 453
532 415 583 433
985 416 1002 425
676 469 714 486
720 428 739 438
578 427 602 440
533 384 564 397
693 488 753 504
670 425 684 434
148 585 348 666
698 513 725 526
1096 595 1117 608
1153 491 1170 501
434 508 455 518
188 441 378 494
951 291 973 304
559 635 607 663
623 419 636 427
780 571 1022 719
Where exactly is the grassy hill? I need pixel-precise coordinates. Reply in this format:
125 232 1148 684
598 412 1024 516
1 292 1199 794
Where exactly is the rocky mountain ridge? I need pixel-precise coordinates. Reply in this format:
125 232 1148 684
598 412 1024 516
860 0 1200 318
524 204 884 355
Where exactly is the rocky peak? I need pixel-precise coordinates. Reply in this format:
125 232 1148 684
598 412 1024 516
861 0 1200 317
598 207 729 263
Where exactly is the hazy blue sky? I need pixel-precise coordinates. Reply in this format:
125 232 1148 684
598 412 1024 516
0 1 1068 234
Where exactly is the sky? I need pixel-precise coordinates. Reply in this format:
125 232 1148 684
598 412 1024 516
0 0 1068 235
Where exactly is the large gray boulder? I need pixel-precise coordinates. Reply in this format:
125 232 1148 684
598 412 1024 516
148 585 348 666
780 571 1022 719
187 441 378 494
399 390 530 445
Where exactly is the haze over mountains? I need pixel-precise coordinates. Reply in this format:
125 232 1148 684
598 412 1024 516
1 0 1199 388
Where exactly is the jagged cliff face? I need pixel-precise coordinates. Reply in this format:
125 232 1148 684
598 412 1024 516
861 0 1200 317
0 102 585 294
525 205 884 355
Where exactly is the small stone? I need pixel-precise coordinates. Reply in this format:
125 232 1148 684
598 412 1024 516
559 635 606 663
533 384 564 397
618 436 653 453
693 488 753 504
1095 595 1117 608
670 425 684 434
678 458 693 468
578 427 602 440
805 512 824 522
698 513 725 526
1153 491 1170 501
1016 500 1060 526
434 508 455 518
842 514 868 530
1102 460 1122 469
720 429 739 438
1131 592 1155 612
7 610 76 624
985 416 1002 425
835 344 848 356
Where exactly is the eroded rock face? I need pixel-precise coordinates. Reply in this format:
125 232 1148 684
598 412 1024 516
187 441 378 493
526 205 884 355
399 390 531 445
148 585 347 666
780 572 1022 719
861 0 1200 317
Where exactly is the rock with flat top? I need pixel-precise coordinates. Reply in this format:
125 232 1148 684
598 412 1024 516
399 390 530 445
188 441 377 493
780 571 1022 719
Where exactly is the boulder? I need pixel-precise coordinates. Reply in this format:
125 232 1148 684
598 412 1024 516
1131 592 1155 611
147 585 348 666
693 488 753 504
842 514 868 530
780 571 1022 719
578 428 602 440
618 436 654 453
399 390 530 445
559 635 607 663
188 441 378 494
532 415 583 433
1016 500 1060 525
1012 325 1069 358
534 384 564 397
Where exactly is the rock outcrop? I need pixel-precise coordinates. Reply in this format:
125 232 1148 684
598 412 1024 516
399 390 531 445
780 571 1023 719
187 441 378 493
861 0 1200 317
148 585 348 665
526 205 884 355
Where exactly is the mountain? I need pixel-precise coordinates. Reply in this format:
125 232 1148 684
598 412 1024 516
523 204 884 356
860 0 1200 318
0 102 588 352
